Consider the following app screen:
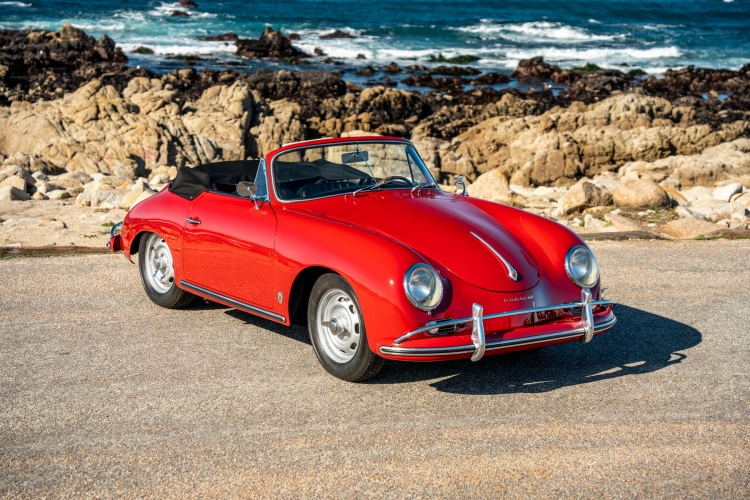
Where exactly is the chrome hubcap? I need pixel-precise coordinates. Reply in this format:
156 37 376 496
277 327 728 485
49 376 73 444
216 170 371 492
144 233 174 293
316 288 361 363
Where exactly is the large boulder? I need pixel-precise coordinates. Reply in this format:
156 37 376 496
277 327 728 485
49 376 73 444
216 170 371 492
558 180 612 214
612 179 671 208
466 168 525 205
0 185 31 201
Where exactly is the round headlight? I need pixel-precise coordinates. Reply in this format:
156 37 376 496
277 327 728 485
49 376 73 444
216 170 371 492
565 246 600 288
404 264 443 311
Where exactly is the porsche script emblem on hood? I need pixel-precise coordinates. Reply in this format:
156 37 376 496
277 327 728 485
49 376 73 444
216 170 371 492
505 295 534 303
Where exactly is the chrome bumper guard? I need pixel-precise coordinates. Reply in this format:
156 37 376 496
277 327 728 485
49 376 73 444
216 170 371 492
380 289 615 360
105 221 123 250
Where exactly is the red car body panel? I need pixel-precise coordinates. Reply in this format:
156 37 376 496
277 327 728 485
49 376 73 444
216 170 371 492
116 136 615 363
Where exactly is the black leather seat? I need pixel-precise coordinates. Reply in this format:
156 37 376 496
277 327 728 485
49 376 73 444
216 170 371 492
297 181 357 198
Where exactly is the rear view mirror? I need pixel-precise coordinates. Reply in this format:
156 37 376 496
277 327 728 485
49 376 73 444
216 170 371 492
236 181 258 198
342 151 369 163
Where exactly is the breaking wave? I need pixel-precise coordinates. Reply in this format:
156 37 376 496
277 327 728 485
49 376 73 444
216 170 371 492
455 21 622 43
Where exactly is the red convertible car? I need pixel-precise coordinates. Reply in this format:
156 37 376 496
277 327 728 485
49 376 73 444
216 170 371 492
109 136 616 381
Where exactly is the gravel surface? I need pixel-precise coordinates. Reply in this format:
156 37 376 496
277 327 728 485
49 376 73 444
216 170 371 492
1 240 749 498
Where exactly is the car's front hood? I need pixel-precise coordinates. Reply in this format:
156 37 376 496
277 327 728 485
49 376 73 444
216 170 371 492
324 192 540 292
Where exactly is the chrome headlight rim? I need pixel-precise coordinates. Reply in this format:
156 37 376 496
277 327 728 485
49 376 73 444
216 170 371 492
403 263 444 312
564 245 600 289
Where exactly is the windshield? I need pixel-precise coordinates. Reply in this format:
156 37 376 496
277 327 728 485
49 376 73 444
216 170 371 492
272 141 436 201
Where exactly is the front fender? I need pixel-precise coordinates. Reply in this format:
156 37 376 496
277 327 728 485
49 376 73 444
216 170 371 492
274 209 440 351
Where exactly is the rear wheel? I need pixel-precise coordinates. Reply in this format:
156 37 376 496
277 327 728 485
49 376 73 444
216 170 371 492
138 232 194 309
308 273 384 382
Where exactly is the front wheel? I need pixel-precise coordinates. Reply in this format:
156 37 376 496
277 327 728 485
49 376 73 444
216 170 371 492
138 232 194 309
307 274 385 382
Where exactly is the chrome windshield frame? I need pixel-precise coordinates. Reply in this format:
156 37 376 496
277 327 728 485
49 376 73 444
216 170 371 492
268 139 440 205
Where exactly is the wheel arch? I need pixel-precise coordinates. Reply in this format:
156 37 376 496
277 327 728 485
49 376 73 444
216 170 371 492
288 266 340 326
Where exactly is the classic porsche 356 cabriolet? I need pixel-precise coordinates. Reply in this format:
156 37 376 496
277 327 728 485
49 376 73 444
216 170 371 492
108 136 616 381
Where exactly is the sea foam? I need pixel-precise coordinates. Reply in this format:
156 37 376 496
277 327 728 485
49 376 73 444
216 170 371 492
455 21 620 43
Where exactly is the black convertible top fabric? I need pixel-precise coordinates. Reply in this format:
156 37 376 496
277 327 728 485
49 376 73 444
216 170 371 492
169 160 260 200
275 158 371 182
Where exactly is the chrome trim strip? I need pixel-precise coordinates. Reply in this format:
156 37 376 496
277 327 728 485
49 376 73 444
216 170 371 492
380 315 617 357
470 231 519 281
179 280 286 322
110 221 123 239
393 299 614 344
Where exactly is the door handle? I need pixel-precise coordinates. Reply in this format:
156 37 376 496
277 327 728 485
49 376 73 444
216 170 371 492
186 217 201 225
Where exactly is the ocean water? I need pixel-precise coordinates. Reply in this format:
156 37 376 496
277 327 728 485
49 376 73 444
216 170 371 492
1 0 749 77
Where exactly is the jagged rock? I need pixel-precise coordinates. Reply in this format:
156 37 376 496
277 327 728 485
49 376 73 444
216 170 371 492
557 180 612 214
613 179 671 208
236 28 307 59
713 182 743 202
179 0 197 7
383 62 401 73
466 168 525 205
0 79 257 177
0 175 26 191
0 186 31 201
619 139 750 188
195 33 238 42
46 189 70 200
436 93 749 185
472 73 511 86
512 57 558 80
319 30 357 39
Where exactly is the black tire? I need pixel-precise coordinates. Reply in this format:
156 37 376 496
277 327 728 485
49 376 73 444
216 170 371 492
307 273 385 382
138 232 194 309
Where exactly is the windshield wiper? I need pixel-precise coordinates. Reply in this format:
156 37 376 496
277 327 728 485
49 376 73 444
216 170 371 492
410 181 437 195
353 176 411 197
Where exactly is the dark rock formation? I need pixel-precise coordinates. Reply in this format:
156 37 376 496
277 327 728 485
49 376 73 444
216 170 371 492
566 69 633 102
171 10 190 17
319 30 357 39
383 62 401 73
195 32 238 42
471 72 511 86
236 27 308 60
0 24 142 105
179 0 198 7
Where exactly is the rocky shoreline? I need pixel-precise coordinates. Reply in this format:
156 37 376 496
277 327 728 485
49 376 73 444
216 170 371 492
1 24 749 247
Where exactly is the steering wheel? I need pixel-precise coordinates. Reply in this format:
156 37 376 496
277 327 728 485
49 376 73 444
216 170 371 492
378 176 413 185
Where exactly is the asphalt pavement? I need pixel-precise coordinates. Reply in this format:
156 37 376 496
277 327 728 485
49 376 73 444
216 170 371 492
1 240 748 498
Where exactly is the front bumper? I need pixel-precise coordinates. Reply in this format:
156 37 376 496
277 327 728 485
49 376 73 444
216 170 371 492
380 289 615 360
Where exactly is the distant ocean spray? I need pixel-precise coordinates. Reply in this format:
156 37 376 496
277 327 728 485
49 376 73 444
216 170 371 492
1 0 748 76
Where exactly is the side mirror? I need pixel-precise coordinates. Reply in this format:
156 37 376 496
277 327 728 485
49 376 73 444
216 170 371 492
455 175 468 196
237 181 262 210
236 181 258 198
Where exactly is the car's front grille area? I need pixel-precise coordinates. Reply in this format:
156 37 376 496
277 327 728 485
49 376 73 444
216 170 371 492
426 321 467 335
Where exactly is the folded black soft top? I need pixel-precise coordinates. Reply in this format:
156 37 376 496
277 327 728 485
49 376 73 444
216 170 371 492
169 160 260 200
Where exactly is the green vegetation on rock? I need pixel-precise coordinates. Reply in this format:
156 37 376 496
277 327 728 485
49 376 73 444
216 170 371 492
572 63 602 75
